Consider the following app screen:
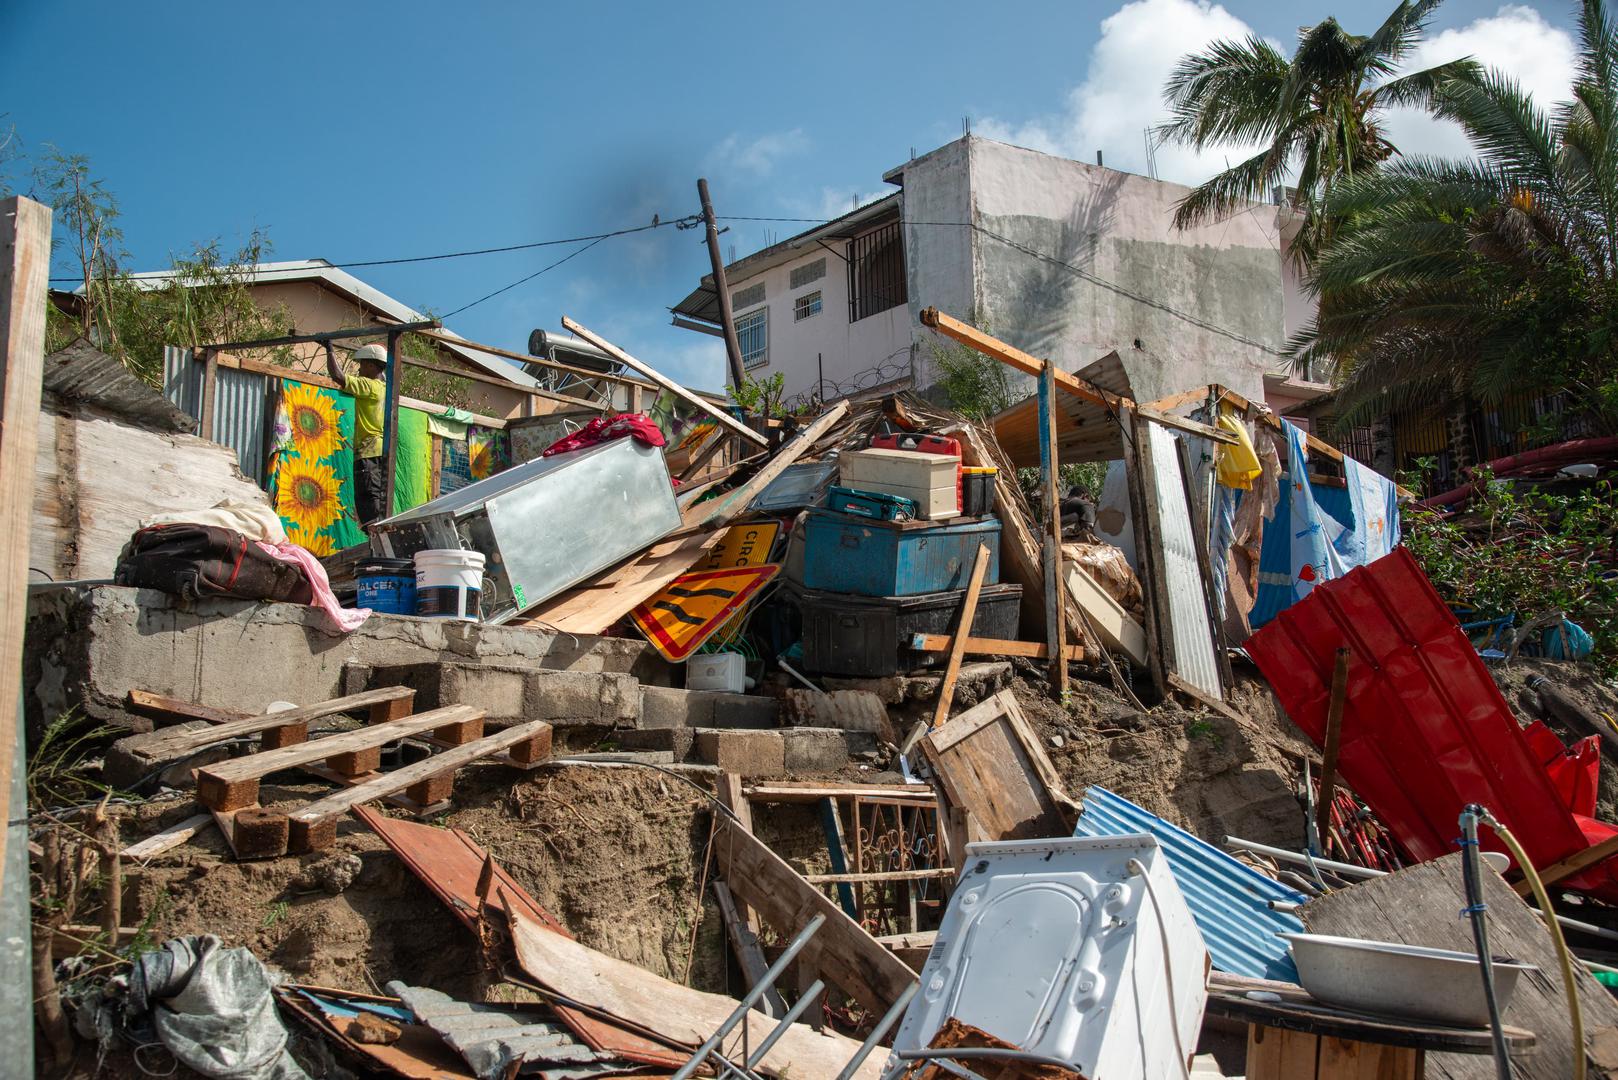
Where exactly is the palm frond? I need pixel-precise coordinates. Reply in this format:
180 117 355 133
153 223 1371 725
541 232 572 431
1159 36 1293 148
1372 58 1483 113
1361 0 1446 66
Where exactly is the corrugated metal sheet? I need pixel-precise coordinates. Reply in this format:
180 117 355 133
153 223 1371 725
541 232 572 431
1073 785 1303 981
45 340 196 431
162 345 272 482
1247 547 1618 902
1145 421 1222 700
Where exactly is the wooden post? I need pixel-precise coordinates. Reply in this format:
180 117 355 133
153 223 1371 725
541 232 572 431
382 330 401 518
698 178 748 391
198 346 219 440
929 545 993 731
1315 648 1351 857
0 196 50 871
1038 361 1070 696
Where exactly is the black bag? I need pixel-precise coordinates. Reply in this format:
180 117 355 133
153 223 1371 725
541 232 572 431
115 524 313 604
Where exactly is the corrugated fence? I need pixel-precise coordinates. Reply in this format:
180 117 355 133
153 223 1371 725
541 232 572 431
163 346 273 483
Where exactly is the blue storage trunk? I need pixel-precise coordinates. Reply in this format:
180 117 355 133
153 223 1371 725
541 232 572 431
803 510 1000 596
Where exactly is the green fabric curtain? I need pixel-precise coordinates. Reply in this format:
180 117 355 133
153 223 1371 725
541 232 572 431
391 407 432 515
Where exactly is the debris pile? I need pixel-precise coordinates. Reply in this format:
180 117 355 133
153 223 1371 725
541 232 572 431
20 311 1618 1080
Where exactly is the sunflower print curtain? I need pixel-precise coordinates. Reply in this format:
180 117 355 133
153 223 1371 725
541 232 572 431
268 380 367 556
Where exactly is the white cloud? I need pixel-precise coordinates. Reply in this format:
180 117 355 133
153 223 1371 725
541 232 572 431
1380 5 1577 161
976 0 1271 184
708 129 810 178
815 186 886 220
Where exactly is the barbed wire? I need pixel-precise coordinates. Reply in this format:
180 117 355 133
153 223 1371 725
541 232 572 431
782 345 915 411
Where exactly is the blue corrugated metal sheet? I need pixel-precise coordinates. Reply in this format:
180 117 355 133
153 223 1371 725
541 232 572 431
162 345 272 483
1074 786 1302 981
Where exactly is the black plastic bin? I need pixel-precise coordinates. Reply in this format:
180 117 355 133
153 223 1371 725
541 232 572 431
794 582 1023 677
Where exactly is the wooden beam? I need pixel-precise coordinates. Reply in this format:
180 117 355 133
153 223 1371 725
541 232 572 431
742 782 937 805
715 772 760 934
804 868 956 884
712 880 785 1017
1315 648 1351 857
129 687 417 761
125 690 245 727
683 400 849 530
919 307 1236 445
198 347 219 438
1038 361 1070 695
929 545 993 731
382 331 402 517
561 316 768 448
908 633 1087 662
713 815 918 1016
0 196 50 880
1063 564 1149 666
1515 832 1618 895
120 813 215 860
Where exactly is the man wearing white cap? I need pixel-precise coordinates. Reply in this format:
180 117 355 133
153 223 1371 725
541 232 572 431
326 342 389 524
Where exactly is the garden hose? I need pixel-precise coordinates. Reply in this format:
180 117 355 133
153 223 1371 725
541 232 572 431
1480 808 1585 1080
1459 807 1512 1080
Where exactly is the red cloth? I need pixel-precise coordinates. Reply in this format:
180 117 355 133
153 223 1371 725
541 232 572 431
542 413 666 457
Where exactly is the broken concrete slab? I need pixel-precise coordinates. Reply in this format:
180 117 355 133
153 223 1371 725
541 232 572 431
821 662 1012 707
781 689 892 738
639 686 777 731
782 727 870 773
616 727 696 760
24 585 666 738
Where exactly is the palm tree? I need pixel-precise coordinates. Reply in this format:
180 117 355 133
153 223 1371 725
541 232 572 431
1298 0 1618 433
1160 1 1479 263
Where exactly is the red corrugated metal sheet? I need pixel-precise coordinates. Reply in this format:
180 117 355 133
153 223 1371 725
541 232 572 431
1246 547 1618 900
353 806 691 1068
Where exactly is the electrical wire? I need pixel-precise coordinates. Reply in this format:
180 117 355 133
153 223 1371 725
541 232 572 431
1126 857 1193 1080
1480 807 1586 1080
47 216 702 284
438 235 608 319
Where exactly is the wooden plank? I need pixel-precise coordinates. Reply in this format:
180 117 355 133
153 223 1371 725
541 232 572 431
120 813 215 860
804 868 956 884
198 348 219 440
1124 411 1172 697
929 544 993 731
126 690 245 727
818 797 859 918
1064 543 1149 665
194 705 483 811
715 772 760 934
713 815 918 1016
1 196 50 878
1315 648 1351 856
1517 831 1618 894
560 317 767 447
922 689 1077 842
742 782 936 805
515 530 724 635
132 687 418 760
909 633 1087 662
918 308 1236 445
1303 851 1617 1080
286 719 553 851
682 399 851 530
507 911 883 1079
712 880 785 1017
1038 362 1070 695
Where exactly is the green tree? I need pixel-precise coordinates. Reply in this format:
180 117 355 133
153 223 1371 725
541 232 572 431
1160 0 1478 264
1296 0 1618 431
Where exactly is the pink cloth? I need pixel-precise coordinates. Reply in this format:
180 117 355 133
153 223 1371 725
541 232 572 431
541 413 667 457
254 540 371 632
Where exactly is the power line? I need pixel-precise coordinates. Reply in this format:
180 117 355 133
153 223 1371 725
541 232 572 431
45 214 703 284
438 235 608 320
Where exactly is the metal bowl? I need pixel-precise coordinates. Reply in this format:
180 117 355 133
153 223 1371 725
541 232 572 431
1280 933 1539 1028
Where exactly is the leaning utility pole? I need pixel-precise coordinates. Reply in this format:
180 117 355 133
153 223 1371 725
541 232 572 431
698 178 747 390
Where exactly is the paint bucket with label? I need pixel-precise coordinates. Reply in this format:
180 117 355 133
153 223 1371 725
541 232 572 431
355 557 417 615
414 549 485 621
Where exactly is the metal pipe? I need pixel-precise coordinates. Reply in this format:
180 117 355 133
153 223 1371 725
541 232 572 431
202 320 439 352
744 980 824 1069
670 913 826 1080
842 980 919 1080
895 1047 1083 1070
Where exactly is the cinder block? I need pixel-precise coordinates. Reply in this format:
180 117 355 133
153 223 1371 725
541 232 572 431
447 666 527 720
618 727 696 760
781 728 853 774
232 808 289 859
640 685 713 729
692 729 786 776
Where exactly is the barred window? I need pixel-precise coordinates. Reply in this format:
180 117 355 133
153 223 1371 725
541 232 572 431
737 307 768 369
794 290 822 321
847 221 906 321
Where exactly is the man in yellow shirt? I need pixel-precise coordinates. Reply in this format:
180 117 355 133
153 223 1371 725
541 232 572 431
327 342 389 524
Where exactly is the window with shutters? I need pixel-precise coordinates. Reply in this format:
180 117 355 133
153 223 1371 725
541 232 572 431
790 258 826 290
794 290 822 321
737 308 768 369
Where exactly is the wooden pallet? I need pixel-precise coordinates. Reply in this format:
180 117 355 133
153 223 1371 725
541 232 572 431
194 706 551 858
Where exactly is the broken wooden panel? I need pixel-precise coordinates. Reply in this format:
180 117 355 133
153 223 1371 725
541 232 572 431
920 689 1078 843
1302 852 1618 1080
508 910 884 1079
1063 563 1148 666
712 814 919 1017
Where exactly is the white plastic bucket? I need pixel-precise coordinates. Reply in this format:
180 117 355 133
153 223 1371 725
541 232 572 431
414 549 486 621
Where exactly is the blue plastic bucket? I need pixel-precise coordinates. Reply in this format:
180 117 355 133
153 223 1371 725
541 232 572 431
356 558 417 615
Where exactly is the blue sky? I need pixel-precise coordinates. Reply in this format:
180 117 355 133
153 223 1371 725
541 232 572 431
1 1 1580 391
